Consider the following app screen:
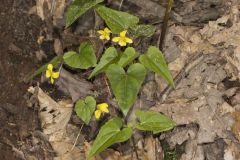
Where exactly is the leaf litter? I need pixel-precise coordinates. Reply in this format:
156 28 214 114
56 68 94 103
28 86 86 159
151 1 240 159
30 0 240 159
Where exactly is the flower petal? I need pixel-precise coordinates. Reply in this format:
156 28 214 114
47 64 53 71
126 38 133 44
100 35 105 40
50 78 54 84
52 72 60 78
97 103 108 109
101 106 109 113
120 30 127 37
119 40 127 46
104 28 111 33
112 37 120 42
97 103 109 113
95 110 102 119
97 30 105 34
46 70 51 78
105 35 110 40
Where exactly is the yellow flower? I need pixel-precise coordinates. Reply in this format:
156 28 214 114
98 28 112 40
95 103 109 119
112 30 133 46
45 64 60 84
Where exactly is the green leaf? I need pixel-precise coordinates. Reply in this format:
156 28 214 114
135 110 176 134
139 46 174 87
130 24 156 38
30 56 62 79
88 118 132 159
66 0 104 28
117 47 139 67
75 96 96 124
63 42 97 69
89 47 118 79
95 5 139 33
106 63 146 115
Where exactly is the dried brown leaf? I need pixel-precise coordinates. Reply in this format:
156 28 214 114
56 69 93 103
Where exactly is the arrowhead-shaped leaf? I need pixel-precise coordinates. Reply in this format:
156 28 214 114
95 5 139 33
87 117 132 159
63 42 97 69
89 47 118 79
66 0 104 28
139 46 174 87
135 110 176 134
117 47 139 67
106 63 146 115
75 96 96 124
130 24 156 38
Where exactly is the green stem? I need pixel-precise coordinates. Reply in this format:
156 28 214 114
159 0 174 50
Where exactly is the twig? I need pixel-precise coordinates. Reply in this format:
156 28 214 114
131 137 140 160
51 0 56 14
158 53 205 103
71 124 84 151
159 0 174 50
104 76 112 98
119 0 124 10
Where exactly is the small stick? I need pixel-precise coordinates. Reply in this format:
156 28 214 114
159 0 174 50
71 124 84 151
119 0 125 10
158 53 205 103
131 137 140 160
51 0 56 14
104 76 112 98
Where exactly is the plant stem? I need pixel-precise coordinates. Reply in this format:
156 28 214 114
71 123 84 151
159 0 174 50
58 62 63 73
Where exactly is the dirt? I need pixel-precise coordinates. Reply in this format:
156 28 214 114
0 0 53 159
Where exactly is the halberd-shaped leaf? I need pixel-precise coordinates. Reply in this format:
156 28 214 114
130 24 156 38
139 46 174 87
95 5 139 33
63 42 97 69
30 56 62 79
87 117 132 159
135 110 176 134
75 96 96 124
66 0 104 27
89 47 118 79
106 63 146 115
117 47 139 67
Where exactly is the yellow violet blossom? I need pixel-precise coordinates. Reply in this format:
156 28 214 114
95 103 109 119
112 30 133 46
98 28 112 40
45 64 60 84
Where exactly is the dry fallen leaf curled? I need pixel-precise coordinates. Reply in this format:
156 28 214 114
29 86 73 141
29 87 85 160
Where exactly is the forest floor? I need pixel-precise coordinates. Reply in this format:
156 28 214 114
0 0 240 160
